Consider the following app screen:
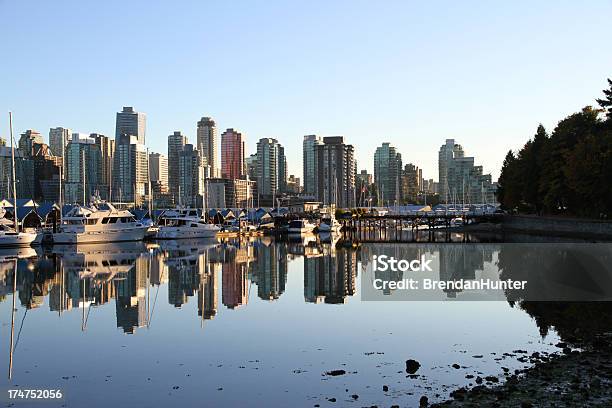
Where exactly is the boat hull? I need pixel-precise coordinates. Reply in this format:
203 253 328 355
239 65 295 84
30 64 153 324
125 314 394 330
0 232 38 248
317 224 341 233
155 226 220 240
288 227 315 234
52 227 149 244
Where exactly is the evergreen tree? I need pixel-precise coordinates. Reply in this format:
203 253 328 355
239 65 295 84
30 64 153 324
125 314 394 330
596 78 612 121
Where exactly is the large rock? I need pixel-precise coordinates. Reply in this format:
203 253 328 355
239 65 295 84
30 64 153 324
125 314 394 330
405 359 421 374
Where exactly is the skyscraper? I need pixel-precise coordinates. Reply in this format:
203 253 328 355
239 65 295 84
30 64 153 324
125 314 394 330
0 146 34 199
65 133 102 204
197 117 218 177
149 152 169 192
438 139 497 204
246 153 258 181
438 139 464 202
314 136 356 208
207 178 255 209
167 131 188 204
374 143 402 206
49 127 71 158
303 135 323 197
18 129 44 156
178 144 208 207
220 128 245 180
115 106 146 144
113 134 149 205
91 133 114 200
255 138 286 198
401 163 421 204
278 144 287 193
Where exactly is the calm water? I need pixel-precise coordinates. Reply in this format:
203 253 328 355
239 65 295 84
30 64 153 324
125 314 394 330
0 235 563 407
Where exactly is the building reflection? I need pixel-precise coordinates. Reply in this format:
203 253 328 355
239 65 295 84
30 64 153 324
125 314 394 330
221 245 251 309
250 242 288 301
438 245 493 298
304 243 358 304
0 238 362 334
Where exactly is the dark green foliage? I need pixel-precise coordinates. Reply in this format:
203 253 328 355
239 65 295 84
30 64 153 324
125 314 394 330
596 78 612 120
498 80 612 217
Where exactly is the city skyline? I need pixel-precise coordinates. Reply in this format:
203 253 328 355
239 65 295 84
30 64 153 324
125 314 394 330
3 2 611 181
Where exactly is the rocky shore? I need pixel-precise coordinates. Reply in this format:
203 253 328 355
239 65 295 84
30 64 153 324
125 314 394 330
432 303 612 407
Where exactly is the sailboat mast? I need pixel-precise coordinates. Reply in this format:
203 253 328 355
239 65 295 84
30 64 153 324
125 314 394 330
147 148 152 220
8 112 19 233
59 163 63 225
82 151 86 205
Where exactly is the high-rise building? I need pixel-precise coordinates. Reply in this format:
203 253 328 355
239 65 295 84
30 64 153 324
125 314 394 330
31 142 62 202
246 153 258 182
178 144 208 207
167 131 188 204
438 139 497 204
357 169 372 186
356 169 373 207
113 134 149 205
197 117 218 177
207 178 256 209
115 106 146 144
18 129 44 156
149 152 168 192
286 175 301 194
438 139 464 202
255 138 286 198
278 145 287 193
303 135 323 197
0 147 34 199
65 133 102 204
401 163 421 204
374 143 402 206
220 128 245 180
314 136 356 208
49 127 71 158
90 133 114 200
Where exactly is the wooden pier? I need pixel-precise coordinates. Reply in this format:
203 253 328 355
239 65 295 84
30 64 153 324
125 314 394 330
340 212 502 243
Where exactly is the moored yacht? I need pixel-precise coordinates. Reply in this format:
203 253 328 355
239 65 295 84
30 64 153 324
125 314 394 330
155 208 220 239
53 203 149 244
288 219 316 234
0 223 38 248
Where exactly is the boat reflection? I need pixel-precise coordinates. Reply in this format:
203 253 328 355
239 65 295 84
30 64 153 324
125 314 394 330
2 240 612 338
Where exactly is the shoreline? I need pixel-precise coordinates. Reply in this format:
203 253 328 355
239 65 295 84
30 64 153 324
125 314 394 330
431 302 612 407
431 340 612 407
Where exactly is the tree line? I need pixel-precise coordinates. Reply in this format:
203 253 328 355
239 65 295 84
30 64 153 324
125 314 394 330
497 79 612 218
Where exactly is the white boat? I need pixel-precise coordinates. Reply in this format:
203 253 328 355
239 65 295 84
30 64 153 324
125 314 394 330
53 203 149 244
288 219 316 234
155 208 220 239
318 215 341 234
0 223 38 247
451 217 464 227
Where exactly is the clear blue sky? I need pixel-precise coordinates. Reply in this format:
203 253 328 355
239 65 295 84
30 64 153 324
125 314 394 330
2 0 611 181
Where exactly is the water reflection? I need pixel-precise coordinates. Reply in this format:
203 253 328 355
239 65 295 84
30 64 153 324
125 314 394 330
0 240 358 336
3 240 612 327
4 236 607 406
